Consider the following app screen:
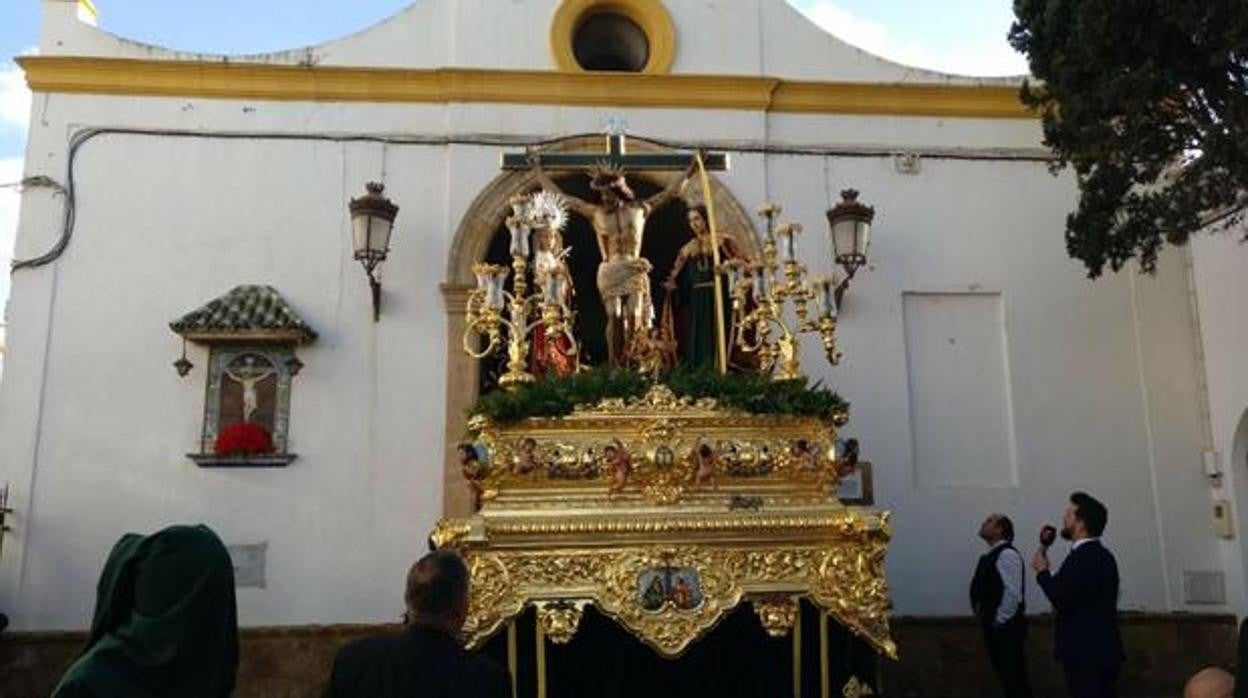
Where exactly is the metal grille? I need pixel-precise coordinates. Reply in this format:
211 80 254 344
228 543 268 589
1182 570 1227 605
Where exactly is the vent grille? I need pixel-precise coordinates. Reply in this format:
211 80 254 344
1183 570 1226 605
227 543 268 589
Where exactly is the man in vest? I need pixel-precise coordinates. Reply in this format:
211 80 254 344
971 513 1033 698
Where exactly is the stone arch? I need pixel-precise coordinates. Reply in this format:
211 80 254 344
440 135 758 515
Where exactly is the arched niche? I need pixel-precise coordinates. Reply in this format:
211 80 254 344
440 135 758 516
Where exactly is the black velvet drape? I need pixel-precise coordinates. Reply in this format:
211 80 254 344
480 601 879 697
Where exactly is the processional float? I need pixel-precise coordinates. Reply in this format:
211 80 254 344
433 132 889 697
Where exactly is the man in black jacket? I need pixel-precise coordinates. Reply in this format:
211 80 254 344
329 550 509 698
1032 492 1123 698
971 513 1033 698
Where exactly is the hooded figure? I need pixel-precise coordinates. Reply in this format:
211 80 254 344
53 524 238 698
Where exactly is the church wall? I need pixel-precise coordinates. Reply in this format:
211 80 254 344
1127 250 1235 612
766 153 1219 617
766 113 1048 153
0 127 465 629
1191 229 1248 612
0 0 1233 631
1 91 1230 628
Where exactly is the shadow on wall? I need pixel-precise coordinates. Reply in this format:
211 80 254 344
1235 408 1248 488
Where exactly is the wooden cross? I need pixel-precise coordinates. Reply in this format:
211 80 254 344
501 132 728 172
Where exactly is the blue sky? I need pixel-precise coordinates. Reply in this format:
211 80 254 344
0 0 1027 309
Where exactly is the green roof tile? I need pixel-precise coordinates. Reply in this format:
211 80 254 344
170 285 317 343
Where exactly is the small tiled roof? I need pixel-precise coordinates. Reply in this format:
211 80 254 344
170 285 317 343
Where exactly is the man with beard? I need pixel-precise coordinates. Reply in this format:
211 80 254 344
531 156 694 366
1032 492 1123 698
970 514 1032 698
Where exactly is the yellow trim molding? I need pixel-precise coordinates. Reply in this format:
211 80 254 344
549 0 676 74
18 56 1033 119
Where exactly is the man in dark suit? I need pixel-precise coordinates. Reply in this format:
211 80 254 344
971 513 1033 698
329 550 509 698
1032 492 1123 698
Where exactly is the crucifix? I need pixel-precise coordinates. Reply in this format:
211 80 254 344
500 132 728 172
502 132 730 369
224 354 276 424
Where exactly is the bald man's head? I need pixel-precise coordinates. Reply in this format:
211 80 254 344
404 550 470 634
1184 667 1234 698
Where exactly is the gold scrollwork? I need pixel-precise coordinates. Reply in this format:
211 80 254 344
843 676 875 697
811 542 896 657
452 541 895 659
465 386 842 506
508 553 609 587
463 554 523 644
429 519 471 549
597 547 743 657
575 384 704 414
534 600 589 645
442 383 895 661
751 595 800 637
732 550 820 581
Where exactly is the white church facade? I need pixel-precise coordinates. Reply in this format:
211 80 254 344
1 0 1246 693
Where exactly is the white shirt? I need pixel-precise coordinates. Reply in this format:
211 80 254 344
991 541 1025 625
1071 536 1100 551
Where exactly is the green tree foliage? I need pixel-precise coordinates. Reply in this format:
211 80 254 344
1009 0 1248 277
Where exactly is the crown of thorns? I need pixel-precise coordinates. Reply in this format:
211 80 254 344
588 161 628 189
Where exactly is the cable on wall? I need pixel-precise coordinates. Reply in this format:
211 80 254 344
10 127 1055 271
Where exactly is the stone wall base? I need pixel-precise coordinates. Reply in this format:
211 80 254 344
882 613 1236 697
0 613 1235 697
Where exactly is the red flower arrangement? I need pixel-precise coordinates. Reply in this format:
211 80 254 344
214 422 275 456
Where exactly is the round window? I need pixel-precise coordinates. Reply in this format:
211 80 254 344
572 12 650 72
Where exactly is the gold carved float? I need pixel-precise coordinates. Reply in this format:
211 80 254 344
433 384 896 659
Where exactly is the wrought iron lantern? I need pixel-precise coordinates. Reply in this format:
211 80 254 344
825 189 874 279
173 338 194 377
350 182 399 321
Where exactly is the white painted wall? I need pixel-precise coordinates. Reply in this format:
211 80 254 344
1191 227 1248 611
0 0 1230 630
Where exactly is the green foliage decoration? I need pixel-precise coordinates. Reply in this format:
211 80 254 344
471 366 848 424
665 367 846 416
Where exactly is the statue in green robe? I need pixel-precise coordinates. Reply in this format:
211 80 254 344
663 205 750 369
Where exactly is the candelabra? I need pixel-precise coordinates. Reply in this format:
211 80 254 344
731 191 873 381
464 194 578 390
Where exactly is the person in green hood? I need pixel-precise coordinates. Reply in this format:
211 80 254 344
53 524 238 698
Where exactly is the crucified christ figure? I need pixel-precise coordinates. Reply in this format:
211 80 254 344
531 156 694 366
